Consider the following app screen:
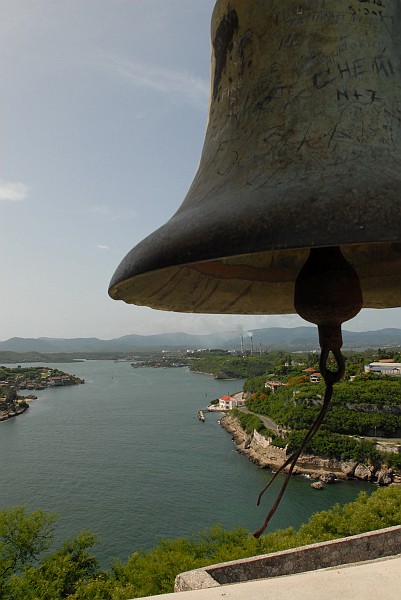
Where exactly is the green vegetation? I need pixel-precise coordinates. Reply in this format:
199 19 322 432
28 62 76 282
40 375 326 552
0 506 56 586
188 352 280 379
247 376 401 437
0 352 93 364
0 366 84 387
189 347 401 383
187 349 372 381
240 362 401 467
1 487 401 598
0 350 188 365
285 429 382 463
231 408 273 438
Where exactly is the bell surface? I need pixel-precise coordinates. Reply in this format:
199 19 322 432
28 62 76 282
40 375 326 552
109 0 401 315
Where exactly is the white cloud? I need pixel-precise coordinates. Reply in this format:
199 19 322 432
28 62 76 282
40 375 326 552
0 179 28 202
97 244 109 251
100 54 209 111
82 205 138 221
89 206 114 218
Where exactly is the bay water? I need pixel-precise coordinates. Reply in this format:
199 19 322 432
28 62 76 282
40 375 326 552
0 361 371 566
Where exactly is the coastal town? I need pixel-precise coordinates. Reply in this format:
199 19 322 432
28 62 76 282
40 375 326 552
0 366 84 421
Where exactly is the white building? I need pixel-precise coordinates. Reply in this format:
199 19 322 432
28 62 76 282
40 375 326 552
264 380 287 393
218 395 245 410
365 362 401 376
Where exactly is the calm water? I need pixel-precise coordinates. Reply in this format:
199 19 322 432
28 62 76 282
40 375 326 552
0 361 371 566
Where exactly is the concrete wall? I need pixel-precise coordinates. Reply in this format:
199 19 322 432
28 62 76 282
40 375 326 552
175 525 401 592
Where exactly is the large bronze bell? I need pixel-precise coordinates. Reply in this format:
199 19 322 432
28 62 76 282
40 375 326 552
109 0 401 316
109 0 401 535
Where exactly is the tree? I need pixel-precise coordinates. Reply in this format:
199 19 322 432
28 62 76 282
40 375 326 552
0 506 56 592
7 532 101 599
5 388 18 402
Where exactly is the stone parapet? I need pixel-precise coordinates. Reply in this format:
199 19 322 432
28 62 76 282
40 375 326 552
175 525 401 591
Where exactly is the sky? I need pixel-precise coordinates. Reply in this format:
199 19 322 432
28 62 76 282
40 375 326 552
1 0 400 341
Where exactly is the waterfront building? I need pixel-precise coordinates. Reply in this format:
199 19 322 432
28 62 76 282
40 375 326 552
218 395 244 410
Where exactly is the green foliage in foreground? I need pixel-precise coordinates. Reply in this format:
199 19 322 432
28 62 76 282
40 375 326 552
1 487 401 599
0 506 56 583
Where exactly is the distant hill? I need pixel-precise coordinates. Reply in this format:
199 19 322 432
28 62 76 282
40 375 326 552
0 327 401 354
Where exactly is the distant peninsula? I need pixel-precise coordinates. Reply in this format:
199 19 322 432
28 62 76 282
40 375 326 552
0 366 84 421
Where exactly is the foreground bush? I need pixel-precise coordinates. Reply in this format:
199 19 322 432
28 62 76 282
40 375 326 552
2 486 401 599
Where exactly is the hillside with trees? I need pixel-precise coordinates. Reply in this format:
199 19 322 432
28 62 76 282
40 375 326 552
237 352 401 470
246 375 401 439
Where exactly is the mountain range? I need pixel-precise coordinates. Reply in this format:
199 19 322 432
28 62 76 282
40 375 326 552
1 327 401 354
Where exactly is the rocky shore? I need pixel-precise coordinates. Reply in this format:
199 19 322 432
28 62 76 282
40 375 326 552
0 404 29 421
220 413 401 487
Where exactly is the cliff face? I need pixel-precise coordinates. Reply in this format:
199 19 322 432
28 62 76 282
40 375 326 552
220 414 400 485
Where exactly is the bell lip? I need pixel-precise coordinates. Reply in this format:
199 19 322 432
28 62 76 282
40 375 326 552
108 187 401 303
108 245 401 314
108 206 401 315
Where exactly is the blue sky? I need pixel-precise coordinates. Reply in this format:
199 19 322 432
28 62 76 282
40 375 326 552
1 0 400 340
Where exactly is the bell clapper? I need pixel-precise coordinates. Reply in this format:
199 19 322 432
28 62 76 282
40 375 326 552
253 247 363 538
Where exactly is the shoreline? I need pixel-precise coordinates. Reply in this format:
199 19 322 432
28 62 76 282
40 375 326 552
220 412 401 487
0 404 29 422
0 366 85 424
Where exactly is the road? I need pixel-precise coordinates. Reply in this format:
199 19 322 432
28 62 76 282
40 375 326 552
238 405 279 432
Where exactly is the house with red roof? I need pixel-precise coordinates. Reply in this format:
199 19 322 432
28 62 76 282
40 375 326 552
219 395 244 410
302 367 321 383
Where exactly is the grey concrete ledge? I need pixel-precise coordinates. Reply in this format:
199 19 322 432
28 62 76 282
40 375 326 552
175 525 401 591
141 554 401 600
